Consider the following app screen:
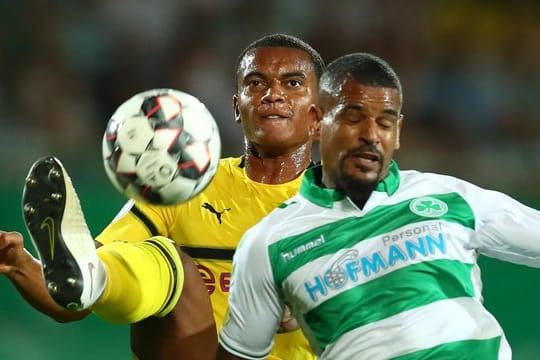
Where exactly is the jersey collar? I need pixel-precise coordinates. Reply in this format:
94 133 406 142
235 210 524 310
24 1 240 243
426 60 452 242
300 160 401 208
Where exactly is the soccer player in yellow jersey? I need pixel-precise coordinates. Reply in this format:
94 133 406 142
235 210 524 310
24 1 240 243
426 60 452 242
0 33 324 359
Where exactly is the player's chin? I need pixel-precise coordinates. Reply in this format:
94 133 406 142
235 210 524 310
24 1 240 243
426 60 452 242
343 162 380 183
338 168 380 195
350 174 379 190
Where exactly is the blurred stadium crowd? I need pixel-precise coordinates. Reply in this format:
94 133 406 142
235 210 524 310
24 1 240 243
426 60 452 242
1 0 539 194
1 1 540 359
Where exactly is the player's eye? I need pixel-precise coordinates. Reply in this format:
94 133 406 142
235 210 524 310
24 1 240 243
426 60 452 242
377 115 398 130
288 79 302 87
339 109 364 124
246 79 263 88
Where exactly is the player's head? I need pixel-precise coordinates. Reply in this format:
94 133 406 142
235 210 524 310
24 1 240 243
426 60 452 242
234 34 325 157
318 53 403 202
235 34 325 88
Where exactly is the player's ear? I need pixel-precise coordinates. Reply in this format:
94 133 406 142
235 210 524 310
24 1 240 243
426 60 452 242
395 113 403 150
233 95 241 123
310 105 323 141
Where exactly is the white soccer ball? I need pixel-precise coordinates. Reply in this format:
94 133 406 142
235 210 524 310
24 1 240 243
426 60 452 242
102 88 221 205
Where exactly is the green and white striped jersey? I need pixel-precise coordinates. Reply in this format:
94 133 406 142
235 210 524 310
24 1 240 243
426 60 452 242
219 161 540 359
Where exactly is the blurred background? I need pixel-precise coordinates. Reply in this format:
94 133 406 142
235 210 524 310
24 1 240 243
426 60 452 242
1 0 539 359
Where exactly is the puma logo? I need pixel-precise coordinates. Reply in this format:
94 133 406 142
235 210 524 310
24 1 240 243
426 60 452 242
40 217 56 260
202 202 230 224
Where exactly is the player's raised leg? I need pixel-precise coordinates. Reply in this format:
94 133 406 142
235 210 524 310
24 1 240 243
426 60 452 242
21 156 184 324
22 156 106 311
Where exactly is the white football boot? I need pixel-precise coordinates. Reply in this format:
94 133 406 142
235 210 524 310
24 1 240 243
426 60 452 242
22 156 107 311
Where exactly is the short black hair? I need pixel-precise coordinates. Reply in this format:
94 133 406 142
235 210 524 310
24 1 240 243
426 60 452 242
235 33 325 88
320 53 402 103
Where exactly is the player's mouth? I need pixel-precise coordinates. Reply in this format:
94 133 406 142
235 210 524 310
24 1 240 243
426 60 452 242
348 149 382 169
262 114 288 119
258 105 293 119
259 112 291 120
355 152 379 161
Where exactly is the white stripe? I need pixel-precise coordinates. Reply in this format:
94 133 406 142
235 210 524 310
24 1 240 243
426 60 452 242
320 297 510 359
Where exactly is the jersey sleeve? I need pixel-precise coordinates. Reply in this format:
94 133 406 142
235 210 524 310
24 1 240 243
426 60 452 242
218 223 284 359
465 185 540 267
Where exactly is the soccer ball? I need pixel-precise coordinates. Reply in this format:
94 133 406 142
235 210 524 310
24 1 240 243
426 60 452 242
102 88 221 206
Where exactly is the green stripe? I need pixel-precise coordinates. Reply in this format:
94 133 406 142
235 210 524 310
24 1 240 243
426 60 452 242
393 337 501 360
304 260 474 349
270 192 474 285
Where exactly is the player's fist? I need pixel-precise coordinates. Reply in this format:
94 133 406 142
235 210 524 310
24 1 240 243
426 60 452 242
277 305 300 333
0 231 26 275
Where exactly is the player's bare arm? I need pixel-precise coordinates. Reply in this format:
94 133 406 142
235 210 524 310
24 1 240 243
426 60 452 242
0 231 87 322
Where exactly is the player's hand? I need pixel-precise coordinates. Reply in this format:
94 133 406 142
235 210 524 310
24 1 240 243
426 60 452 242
277 305 300 333
0 231 29 276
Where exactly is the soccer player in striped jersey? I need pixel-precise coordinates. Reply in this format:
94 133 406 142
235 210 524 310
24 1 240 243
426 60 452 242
217 53 540 359
0 33 323 360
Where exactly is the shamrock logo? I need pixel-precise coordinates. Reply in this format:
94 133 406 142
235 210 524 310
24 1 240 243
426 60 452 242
409 196 448 217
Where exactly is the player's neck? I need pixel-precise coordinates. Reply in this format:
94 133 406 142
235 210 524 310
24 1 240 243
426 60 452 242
244 143 312 184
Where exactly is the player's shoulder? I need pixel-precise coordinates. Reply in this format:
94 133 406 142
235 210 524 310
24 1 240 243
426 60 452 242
209 157 243 182
396 168 498 209
258 190 302 219
195 156 243 188
218 156 243 171
400 168 479 191
242 194 304 241
219 156 240 164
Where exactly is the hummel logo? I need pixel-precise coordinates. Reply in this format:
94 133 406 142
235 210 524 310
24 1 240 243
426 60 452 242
40 217 56 260
281 235 326 262
202 202 230 224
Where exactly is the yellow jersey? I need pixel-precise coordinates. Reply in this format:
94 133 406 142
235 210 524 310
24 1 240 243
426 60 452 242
97 157 315 360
